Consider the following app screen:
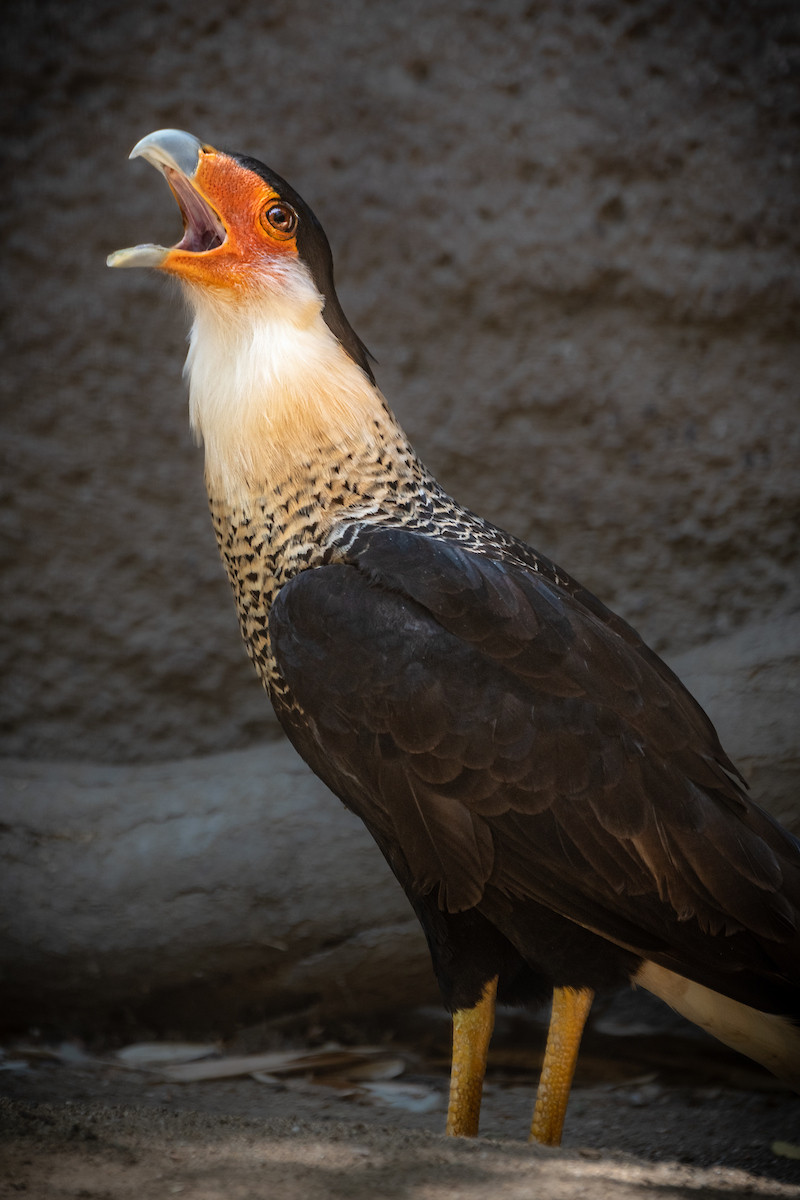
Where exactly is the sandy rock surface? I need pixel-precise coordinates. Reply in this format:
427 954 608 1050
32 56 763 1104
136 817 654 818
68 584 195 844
0 740 435 1031
1 613 797 1032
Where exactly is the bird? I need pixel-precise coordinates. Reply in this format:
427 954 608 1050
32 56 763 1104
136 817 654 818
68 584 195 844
109 129 800 1146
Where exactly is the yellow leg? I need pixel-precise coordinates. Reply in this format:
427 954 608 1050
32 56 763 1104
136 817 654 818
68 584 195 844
530 986 594 1147
446 975 498 1138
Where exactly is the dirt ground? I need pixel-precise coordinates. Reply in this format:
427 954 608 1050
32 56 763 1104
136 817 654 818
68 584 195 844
2 1013 800 1199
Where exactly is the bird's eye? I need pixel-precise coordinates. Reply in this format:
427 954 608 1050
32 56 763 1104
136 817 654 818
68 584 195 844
261 200 298 239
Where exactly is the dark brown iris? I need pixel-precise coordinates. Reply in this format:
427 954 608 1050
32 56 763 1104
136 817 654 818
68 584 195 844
262 200 298 239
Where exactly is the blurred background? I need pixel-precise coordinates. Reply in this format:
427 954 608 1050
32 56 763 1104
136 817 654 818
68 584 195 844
1 0 799 1042
2 0 798 766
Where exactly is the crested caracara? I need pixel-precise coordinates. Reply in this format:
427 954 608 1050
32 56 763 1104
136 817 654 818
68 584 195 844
109 129 800 1145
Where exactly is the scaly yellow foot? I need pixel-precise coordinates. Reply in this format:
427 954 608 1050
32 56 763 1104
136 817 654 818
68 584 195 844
446 975 498 1138
530 985 594 1146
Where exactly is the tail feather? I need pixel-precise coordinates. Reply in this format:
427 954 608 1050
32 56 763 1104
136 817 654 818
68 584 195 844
635 960 800 1088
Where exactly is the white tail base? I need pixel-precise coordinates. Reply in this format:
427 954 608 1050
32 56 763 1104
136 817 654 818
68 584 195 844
635 960 800 1088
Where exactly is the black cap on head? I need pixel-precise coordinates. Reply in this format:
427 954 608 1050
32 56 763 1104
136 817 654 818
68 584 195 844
231 153 375 384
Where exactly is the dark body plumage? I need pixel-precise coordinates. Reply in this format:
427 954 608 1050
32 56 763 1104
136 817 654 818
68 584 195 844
267 519 800 1020
111 130 800 1137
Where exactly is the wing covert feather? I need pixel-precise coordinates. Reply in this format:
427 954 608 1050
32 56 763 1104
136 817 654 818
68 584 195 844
269 526 799 971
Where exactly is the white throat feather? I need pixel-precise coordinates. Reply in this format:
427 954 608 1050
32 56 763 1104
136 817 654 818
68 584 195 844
182 271 385 500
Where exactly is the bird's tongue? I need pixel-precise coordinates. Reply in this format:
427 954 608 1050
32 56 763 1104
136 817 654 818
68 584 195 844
165 167 226 254
107 157 225 270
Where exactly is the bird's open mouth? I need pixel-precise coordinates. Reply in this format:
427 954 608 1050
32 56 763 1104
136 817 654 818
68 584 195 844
107 129 227 269
164 166 226 254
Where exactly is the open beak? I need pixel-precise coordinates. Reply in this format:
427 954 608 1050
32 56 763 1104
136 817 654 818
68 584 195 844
107 129 227 270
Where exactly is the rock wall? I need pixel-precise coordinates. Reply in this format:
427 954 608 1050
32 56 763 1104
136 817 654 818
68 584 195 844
1 615 795 1033
2 0 798 764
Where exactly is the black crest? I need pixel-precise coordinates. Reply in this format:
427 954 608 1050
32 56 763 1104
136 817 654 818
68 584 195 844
231 152 375 383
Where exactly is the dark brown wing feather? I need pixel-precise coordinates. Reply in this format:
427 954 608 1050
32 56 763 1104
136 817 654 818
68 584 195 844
269 527 800 1013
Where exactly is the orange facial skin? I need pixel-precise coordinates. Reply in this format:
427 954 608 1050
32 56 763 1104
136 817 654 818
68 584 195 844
160 148 300 290
109 129 374 383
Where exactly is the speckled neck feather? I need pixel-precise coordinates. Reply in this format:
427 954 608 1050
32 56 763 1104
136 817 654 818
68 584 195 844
183 271 391 503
